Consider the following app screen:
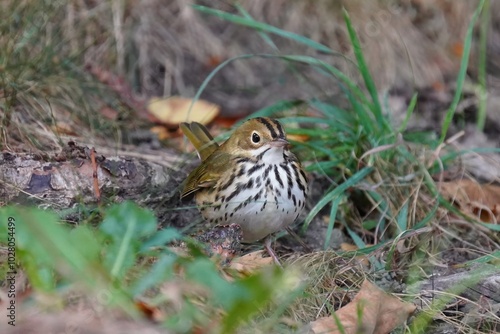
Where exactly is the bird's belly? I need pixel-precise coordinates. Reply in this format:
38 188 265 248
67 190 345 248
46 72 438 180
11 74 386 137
197 169 306 243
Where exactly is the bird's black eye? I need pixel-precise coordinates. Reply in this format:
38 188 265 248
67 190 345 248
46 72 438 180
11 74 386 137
251 132 261 144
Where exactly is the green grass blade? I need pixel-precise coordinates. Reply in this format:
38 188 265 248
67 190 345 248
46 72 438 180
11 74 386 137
309 99 355 123
476 0 490 131
410 263 498 333
193 5 335 54
190 53 370 124
281 55 370 106
99 202 157 279
396 201 409 233
457 250 500 267
324 196 343 250
236 5 278 52
140 228 182 253
239 100 305 123
398 93 418 133
439 0 486 145
302 167 374 232
344 84 374 134
332 311 348 334
342 8 387 132
190 54 257 117
345 225 366 249
131 253 176 296
478 222 500 231
413 203 439 229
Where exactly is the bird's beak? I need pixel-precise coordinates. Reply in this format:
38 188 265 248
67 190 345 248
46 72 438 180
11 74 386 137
269 138 289 148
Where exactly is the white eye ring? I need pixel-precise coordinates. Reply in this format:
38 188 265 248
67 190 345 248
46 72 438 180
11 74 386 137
251 132 261 144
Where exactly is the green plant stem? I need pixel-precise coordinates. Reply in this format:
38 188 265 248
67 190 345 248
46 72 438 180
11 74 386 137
476 0 490 131
439 0 486 145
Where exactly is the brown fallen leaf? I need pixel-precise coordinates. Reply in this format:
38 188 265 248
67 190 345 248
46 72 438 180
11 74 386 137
340 243 371 267
147 96 219 126
287 133 309 143
438 180 500 223
310 279 416 334
228 250 273 275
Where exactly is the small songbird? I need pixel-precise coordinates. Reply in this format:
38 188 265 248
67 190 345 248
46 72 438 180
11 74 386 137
180 117 308 262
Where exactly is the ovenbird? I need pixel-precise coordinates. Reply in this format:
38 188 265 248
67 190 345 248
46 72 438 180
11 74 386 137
180 117 308 253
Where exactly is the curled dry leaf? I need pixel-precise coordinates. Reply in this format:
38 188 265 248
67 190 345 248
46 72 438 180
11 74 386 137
147 96 220 127
310 279 416 334
228 250 273 275
439 180 500 223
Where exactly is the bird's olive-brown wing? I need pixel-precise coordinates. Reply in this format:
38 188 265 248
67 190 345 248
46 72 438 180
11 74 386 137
181 151 232 198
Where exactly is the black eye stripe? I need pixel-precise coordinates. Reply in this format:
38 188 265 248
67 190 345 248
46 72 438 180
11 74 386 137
256 117 278 139
271 119 285 138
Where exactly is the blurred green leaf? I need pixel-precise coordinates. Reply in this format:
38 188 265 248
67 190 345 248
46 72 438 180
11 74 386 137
185 258 238 309
0 207 100 290
222 268 284 333
396 201 409 233
100 201 157 239
361 220 378 230
99 201 157 279
0 207 136 316
140 228 181 253
131 253 177 296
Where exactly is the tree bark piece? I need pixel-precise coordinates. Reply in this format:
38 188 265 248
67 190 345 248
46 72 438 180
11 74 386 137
0 142 200 230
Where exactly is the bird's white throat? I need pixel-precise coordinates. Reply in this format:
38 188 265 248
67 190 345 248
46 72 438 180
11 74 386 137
255 145 286 164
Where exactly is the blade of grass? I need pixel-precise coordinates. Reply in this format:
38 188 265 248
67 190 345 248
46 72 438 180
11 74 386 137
478 222 500 231
236 4 278 52
190 53 371 122
398 93 418 133
131 253 177 296
237 100 305 125
454 250 500 268
309 99 355 123
193 5 335 54
343 84 374 134
343 8 388 133
324 195 343 250
439 0 486 145
410 263 499 333
413 202 439 229
345 225 366 249
476 0 490 131
396 201 409 233
281 55 371 106
302 167 373 232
